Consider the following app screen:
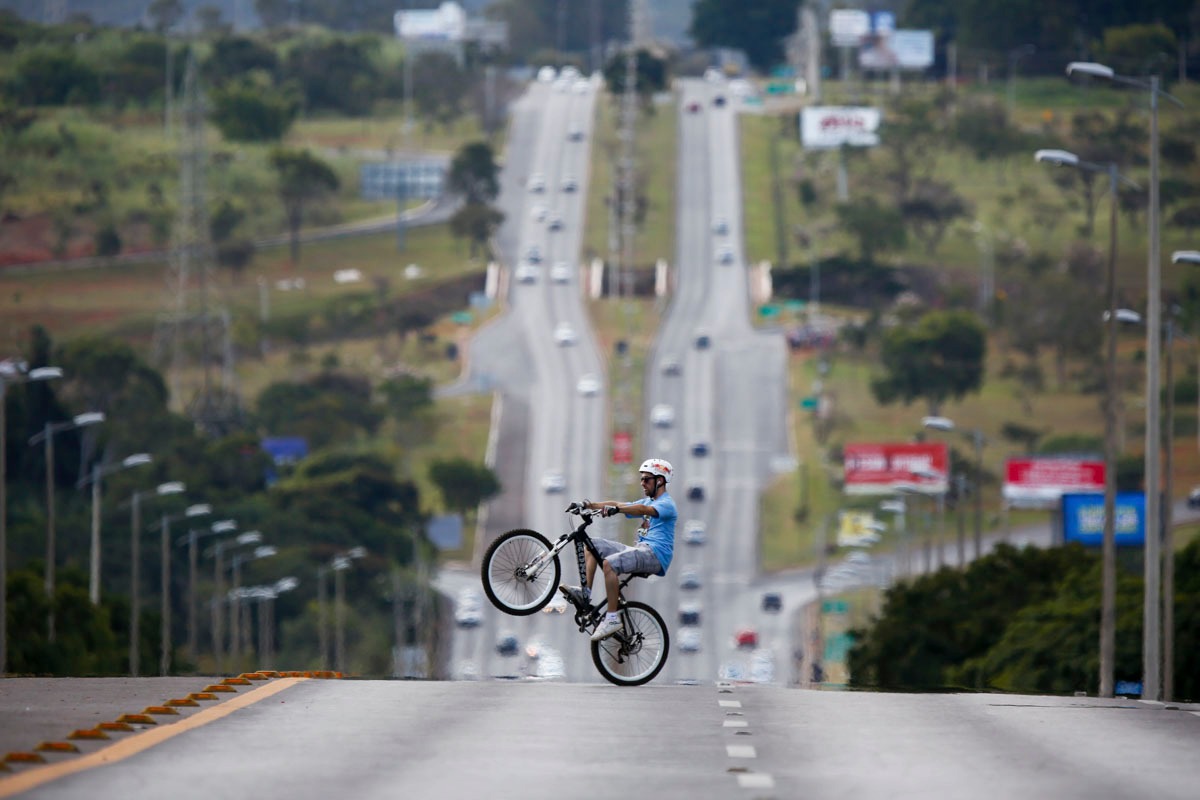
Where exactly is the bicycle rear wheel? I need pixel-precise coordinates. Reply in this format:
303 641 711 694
481 529 560 615
591 600 669 686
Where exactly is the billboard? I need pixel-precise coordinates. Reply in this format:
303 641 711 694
394 2 466 41
860 29 935 70
1004 457 1104 509
829 9 870 47
612 431 632 465
801 106 881 149
843 442 948 495
1061 492 1145 547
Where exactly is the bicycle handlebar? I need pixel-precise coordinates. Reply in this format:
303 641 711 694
566 500 621 519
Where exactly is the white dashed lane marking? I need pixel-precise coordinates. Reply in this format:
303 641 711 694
726 745 757 758
719 700 742 708
723 720 748 727
737 774 776 789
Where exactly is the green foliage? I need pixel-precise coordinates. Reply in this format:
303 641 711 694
6 567 124 675
270 147 339 265
204 35 280 87
449 202 504 259
835 196 906 263
283 38 381 116
428 457 500 514
871 310 987 414
448 141 500 205
848 544 1095 690
1098 23 1177 75
210 79 298 142
602 49 668 97
411 51 471 130
689 0 798 70
901 179 972 256
12 48 101 106
255 371 382 450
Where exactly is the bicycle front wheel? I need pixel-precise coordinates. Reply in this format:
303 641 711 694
591 600 670 686
481 529 560 615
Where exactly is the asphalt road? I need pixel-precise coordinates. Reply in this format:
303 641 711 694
4 679 1199 800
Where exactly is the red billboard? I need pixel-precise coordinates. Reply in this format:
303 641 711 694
843 442 948 495
612 431 632 465
1003 457 1104 509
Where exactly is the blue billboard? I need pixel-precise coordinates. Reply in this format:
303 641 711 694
1061 492 1145 547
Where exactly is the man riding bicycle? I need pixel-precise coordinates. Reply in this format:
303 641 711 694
559 457 678 642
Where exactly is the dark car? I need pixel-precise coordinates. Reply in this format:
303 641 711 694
495 633 518 656
713 95 726 107
679 605 702 626
691 441 710 457
686 101 701 113
761 592 783 613
687 482 705 501
694 333 711 350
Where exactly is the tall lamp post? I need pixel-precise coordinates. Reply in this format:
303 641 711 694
209 530 261 672
923 416 986 560
181 518 236 664
153 503 210 675
1035 149 1137 699
1165 250 1200 701
322 546 366 673
78 452 152 605
128 481 185 676
230 540 273 667
1067 61 1184 702
29 410 105 642
0 361 61 674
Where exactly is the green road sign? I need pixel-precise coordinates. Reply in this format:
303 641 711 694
451 311 473 324
801 396 818 410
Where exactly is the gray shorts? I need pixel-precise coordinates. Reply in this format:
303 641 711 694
592 538 662 576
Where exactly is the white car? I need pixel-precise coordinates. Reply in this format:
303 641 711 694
567 126 584 141
712 218 729 235
651 403 674 427
576 374 600 396
679 628 702 653
541 470 566 493
537 66 557 83
683 520 706 545
530 204 548 222
515 263 539 284
550 261 572 283
547 214 564 231
553 322 577 346
679 568 702 590
528 174 546 193
560 176 578 192
660 357 681 376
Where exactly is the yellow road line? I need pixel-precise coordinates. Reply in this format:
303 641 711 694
0 677 306 798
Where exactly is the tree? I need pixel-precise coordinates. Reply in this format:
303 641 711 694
602 49 668 99
835 197 907 263
203 35 280 88
901 180 972 255
449 203 504 259
210 79 298 142
412 51 471 132
13 48 100 106
428 457 500 515
147 0 184 33
871 310 987 415
269 148 339 266
689 0 798 71
448 141 500 205
283 38 380 116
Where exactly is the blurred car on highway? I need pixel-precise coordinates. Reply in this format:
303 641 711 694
679 568 702 590
528 173 545 193
550 260 572 282
683 520 706 545
515 263 539 284
690 441 710 457
734 628 758 649
661 357 681 376
694 330 711 349
496 633 519 656
541 470 565 493
576 374 600 396
651 403 675 427
686 481 705 501
553 322 577 345
679 628 702 652
1189 486 1200 509
761 592 782 613
679 603 702 626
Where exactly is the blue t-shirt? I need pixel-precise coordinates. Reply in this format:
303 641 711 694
625 492 677 575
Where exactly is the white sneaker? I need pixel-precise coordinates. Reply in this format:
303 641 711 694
590 615 623 642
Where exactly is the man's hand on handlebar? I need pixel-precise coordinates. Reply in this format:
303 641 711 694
602 505 620 518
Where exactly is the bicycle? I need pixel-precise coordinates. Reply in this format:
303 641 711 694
480 501 670 686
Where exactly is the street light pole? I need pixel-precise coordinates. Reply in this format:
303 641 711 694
1066 61 1183 701
129 481 184 676
1035 149 1137 698
0 362 61 674
81 453 152 605
210 530 261 672
187 518 235 663
155 503 209 675
30 411 105 642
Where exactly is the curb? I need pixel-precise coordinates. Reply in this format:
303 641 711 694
0 670 342 780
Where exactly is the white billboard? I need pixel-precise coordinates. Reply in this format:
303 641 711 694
394 1 466 41
829 9 870 47
859 29 935 70
801 106 881 150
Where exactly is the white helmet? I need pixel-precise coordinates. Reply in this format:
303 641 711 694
638 458 673 484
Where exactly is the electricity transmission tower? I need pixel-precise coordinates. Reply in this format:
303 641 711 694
154 53 243 435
